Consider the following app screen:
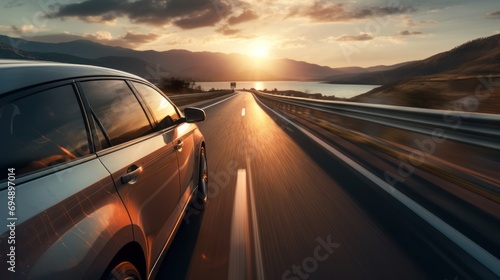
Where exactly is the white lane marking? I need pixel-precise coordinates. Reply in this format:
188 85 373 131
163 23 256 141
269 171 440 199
201 94 239 110
247 157 265 280
252 94 500 277
242 108 246 117
229 169 250 279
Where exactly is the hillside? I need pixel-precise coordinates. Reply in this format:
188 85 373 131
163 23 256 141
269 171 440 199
348 33 500 114
351 74 500 114
337 33 500 114
0 45 154 78
328 34 500 85
0 34 401 82
0 35 340 81
0 36 136 59
0 43 36 60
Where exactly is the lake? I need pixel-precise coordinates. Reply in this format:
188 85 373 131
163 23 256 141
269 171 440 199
196 81 380 99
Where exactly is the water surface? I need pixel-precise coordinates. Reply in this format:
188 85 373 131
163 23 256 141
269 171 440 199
196 81 379 98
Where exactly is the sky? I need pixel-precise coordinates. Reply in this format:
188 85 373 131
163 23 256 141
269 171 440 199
0 0 499 68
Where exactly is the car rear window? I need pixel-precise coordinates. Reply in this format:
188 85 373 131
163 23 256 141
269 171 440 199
81 80 153 147
0 85 90 179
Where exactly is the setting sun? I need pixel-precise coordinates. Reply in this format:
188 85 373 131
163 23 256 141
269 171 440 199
1 0 500 279
249 43 270 58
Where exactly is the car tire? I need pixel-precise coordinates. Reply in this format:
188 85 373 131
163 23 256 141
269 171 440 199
194 146 208 209
105 261 142 280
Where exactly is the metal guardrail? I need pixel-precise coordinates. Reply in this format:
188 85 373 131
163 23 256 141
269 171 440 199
254 91 500 150
168 91 229 101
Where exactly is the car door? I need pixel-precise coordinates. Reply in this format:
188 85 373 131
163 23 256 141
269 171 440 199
0 83 129 279
78 79 182 272
130 82 197 211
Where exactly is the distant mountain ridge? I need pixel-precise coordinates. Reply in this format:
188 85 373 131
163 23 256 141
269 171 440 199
0 34 399 82
326 34 500 85
1 34 497 84
347 34 500 114
0 43 36 59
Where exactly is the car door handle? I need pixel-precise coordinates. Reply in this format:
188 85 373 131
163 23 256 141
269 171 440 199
121 166 142 184
174 140 184 151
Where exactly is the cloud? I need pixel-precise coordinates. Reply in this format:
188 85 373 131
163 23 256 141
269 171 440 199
173 9 222 29
85 31 161 48
47 0 247 29
214 25 255 39
286 1 416 22
10 24 37 35
486 10 500 19
24 31 161 49
227 9 259 25
398 30 423 36
0 25 14 34
48 0 126 19
400 15 437 27
118 31 161 46
0 24 47 37
216 25 242 36
4 0 23 8
80 15 118 25
324 34 403 45
331 33 374 42
278 37 308 49
165 36 195 46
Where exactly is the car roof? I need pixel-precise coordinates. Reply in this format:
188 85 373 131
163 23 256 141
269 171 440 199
0 59 145 95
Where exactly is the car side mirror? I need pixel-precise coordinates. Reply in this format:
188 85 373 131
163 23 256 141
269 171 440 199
184 107 206 123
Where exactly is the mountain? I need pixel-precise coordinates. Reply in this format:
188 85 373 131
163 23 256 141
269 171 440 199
0 44 153 78
0 36 136 59
0 34 403 82
0 43 36 60
327 34 500 85
349 34 500 114
0 35 332 81
5 33 495 84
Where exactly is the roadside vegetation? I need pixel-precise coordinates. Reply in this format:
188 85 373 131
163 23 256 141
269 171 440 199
159 76 201 93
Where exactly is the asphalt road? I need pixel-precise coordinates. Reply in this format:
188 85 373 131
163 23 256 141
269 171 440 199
156 91 499 280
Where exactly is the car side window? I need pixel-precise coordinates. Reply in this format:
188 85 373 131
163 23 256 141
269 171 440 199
132 82 180 130
0 85 90 179
81 80 153 147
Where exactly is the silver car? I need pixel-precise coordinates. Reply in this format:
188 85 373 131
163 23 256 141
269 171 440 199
0 60 208 279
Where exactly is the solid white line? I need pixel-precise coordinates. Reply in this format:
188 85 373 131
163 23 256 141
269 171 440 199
228 169 250 279
201 94 238 110
252 93 500 277
247 157 265 280
242 108 246 117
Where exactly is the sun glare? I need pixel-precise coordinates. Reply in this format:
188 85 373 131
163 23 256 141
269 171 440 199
251 46 269 57
249 43 270 58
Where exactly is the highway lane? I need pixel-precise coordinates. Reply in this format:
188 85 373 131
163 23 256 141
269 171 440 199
156 91 481 279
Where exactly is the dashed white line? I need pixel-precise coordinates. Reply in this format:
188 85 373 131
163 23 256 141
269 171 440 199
247 157 265 280
252 93 500 277
228 164 265 280
228 169 250 279
200 94 238 110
